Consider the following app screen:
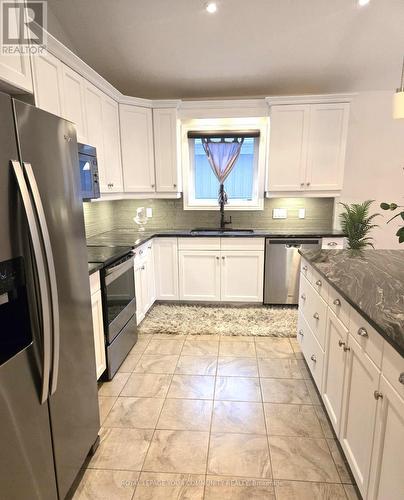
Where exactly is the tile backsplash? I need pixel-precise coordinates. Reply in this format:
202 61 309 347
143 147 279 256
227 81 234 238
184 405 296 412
83 197 335 238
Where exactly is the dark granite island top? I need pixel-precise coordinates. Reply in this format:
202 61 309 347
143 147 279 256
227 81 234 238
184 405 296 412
300 249 404 357
87 228 344 249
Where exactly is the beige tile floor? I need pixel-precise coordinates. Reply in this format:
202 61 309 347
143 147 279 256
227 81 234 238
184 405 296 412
74 334 362 500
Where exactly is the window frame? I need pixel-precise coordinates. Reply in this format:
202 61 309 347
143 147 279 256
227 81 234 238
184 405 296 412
181 118 268 211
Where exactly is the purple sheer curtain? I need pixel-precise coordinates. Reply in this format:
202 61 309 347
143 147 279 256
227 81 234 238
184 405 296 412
202 137 244 204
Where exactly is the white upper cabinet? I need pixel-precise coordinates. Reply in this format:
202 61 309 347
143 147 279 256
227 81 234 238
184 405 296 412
120 105 155 192
84 81 106 189
0 1 33 93
153 107 180 192
101 96 123 192
267 102 350 193
268 105 308 191
61 64 87 143
306 103 349 191
32 52 64 116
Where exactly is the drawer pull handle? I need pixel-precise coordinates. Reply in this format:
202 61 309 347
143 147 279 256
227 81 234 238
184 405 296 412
313 312 319 320
300 294 306 300
357 327 368 337
374 390 383 400
399 373 404 385
333 298 341 306
338 340 346 348
343 346 350 352
216 256 220 260
310 354 317 362
302 265 308 271
298 329 304 337
328 241 338 247
148 245 152 249
141 265 145 271
316 279 322 286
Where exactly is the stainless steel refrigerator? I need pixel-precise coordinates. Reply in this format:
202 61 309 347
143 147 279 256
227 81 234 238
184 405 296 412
0 91 100 499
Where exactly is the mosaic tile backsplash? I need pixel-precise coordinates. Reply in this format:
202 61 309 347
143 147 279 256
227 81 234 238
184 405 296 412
83 197 335 238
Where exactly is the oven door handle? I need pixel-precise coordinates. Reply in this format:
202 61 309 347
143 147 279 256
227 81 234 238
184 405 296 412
105 255 134 285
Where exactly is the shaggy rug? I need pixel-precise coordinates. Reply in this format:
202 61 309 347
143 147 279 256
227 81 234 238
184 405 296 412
138 303 298 337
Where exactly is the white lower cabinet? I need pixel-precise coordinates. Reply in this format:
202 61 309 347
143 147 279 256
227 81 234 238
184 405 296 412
367 376 404 500
134 242 156 324
179 251 221 301
339 335 380 498
89 272 106 380
220 251 264 302
154 238 179 300
322 308 348 434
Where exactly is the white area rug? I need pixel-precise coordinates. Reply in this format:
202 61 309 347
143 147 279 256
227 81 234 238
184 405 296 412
138 303 298 337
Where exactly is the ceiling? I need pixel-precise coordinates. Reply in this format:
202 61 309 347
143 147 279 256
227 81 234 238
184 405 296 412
47 0 404 99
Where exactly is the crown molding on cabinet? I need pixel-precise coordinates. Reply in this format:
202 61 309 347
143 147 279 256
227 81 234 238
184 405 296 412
266 94 356 106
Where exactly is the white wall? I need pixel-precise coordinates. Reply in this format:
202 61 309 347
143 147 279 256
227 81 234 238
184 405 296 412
335 91 404 249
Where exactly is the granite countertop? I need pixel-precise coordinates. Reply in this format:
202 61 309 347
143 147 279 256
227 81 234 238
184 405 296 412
88 262 103 275
300 249 404 357
87 228 344 249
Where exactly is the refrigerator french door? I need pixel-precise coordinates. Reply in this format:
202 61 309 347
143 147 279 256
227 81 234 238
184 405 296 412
0 92 100 499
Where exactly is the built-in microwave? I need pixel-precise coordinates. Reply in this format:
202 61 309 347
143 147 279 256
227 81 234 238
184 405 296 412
78 143 100 200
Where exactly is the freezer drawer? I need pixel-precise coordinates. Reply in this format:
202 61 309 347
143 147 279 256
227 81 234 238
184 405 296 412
264 238 321 305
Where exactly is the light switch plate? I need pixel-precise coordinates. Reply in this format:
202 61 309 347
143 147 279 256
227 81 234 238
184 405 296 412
272 208 287 219
299 208 306 219
146 207 153 218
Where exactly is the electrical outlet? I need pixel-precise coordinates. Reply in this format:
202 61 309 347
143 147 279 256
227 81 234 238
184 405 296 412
146 207 153 218
272 208 287 219
299 208 306 219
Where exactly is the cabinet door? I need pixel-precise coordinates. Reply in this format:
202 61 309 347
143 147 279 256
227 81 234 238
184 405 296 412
32 52 63 116
179 251 221 301
306 103 349 191
120 105 155 192
146 242 156 307
140 262 150 316
153 108 179 192
84 82 107 191
61 64 87 143
91 290 106 379
220 251 264 302
134 266 145 325
154 238 179 300
102 96 123 192
367 376 404 500
0 1 32 92
267 105 309 191
322 308 348 434
340 335 380 498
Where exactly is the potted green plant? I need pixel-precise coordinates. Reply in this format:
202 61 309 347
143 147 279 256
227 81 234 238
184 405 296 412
339 200 380 249
380 202 404 243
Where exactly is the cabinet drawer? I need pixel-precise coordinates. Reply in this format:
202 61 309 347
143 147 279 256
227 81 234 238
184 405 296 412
300 258 310 280
322 237 345 249
328 287 350 328
89 271 100 295
298 273 311 319
382 340 404 399
349 307 384 369
298 313 324 391
178 237 220 250
310 267 329 302
220 237 264 251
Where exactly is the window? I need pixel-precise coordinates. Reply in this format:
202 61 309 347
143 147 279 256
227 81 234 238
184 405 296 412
182 118 268 211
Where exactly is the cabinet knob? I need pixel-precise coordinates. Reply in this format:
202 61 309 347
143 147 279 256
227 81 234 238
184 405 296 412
302 265 308 271
357 327 368 338
139 250 143 255
333 298 341 306
222 256 225 260
216 256 219 260
111 182 114 187
151 184 155 188
374 390 383 400
300 182 304 187
306 182 311 186
399 373 404 385
313 312 319 320
310 354 317 362
148 245 152 249
141 265 145 271
300 293 306 300
343 346 350 352
298 329 304 337
316 279 322 286
173 184 177 188
338 339 346 348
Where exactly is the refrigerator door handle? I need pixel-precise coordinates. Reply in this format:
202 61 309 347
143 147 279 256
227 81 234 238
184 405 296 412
23 162 60 396
11 160 52 404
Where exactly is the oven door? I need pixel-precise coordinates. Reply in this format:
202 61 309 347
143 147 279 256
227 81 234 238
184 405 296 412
103 255 136 344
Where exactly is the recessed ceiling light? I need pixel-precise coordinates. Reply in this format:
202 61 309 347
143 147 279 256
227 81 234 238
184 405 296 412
206 2 217 14
358 0 370 6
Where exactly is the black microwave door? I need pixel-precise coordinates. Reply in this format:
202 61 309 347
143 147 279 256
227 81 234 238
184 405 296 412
79 153 98 200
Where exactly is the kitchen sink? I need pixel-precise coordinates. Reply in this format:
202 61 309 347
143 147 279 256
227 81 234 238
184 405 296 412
190 228 255 236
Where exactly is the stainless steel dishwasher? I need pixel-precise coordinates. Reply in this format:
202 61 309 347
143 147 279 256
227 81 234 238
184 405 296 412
264 238 321 305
